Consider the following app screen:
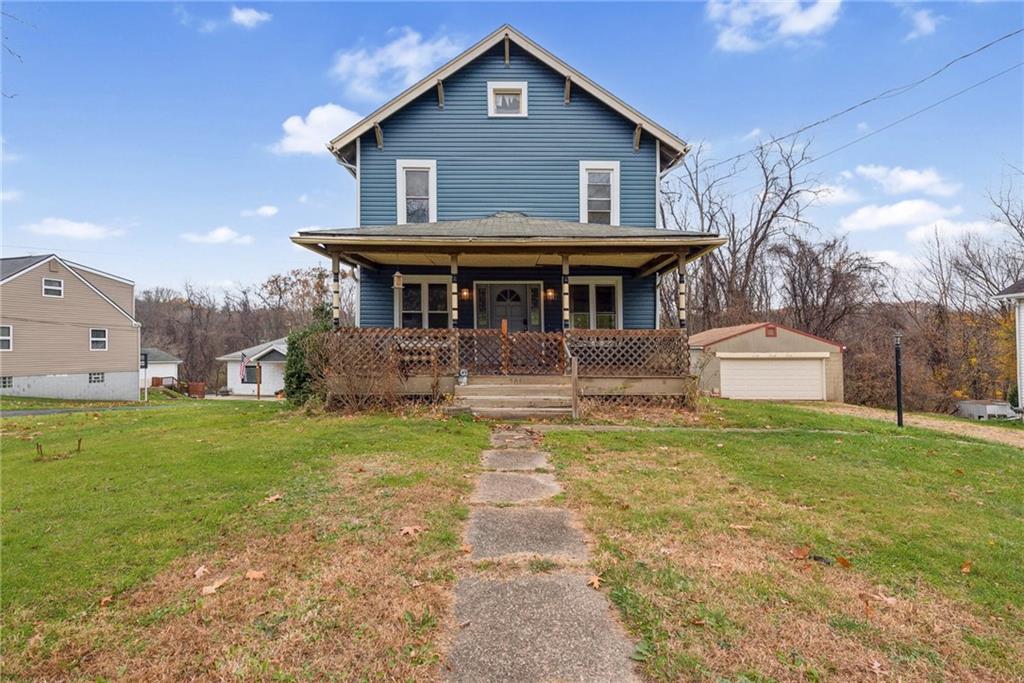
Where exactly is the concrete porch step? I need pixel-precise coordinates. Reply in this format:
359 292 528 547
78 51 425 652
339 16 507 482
455 384 573 397
464 407 573 420
454 396 572 409
468 375 570 386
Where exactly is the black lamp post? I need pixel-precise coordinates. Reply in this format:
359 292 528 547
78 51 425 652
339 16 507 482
894 331 904 428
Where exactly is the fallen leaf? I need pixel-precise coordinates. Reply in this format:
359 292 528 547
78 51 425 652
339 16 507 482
690 618 706 626
245 570 266 581
836 556 852 569
961 560 972 575
264 494 283 504
400 525 426 537
716 443 724 448
460 543 473 554
100 595 113 607
791 545 811 560
728 524 753 531
459 620 471 628
411 580 423 588
587 575 602 590
201 576 230 595
193 565 209 579
954 468 964 476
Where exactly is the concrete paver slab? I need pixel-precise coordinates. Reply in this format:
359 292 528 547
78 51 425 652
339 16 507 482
481 449 551 471
471 472 561 504
467 507 589 561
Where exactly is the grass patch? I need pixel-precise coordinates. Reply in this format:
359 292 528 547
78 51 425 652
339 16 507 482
545 400 1023 680
1 401 488 679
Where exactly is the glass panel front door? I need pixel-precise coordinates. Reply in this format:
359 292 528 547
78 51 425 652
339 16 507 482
475 283 542 331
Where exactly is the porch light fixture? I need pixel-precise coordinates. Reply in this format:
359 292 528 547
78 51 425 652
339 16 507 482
392 271 403 290
460 287 471 301
544 288 556 301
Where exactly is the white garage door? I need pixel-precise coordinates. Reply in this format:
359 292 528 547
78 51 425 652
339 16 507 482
720 358 825 400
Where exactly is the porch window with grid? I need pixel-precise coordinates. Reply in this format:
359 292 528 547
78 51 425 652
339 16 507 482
579 161 619 226
400 281 449 329
569 282 619 329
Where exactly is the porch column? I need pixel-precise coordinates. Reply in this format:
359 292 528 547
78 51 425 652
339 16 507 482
450 254 459 328
331 253 341 329
561 255 570 330
676 254 687 330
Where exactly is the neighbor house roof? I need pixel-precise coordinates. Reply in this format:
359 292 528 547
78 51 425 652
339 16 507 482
327 24 689 171
141 347 183 364
293 212 726 273
0 254 52 281
689 322 844 350
994 278 1024 299
216 337 289 362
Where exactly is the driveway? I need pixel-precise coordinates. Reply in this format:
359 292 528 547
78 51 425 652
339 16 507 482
796 402 1024 449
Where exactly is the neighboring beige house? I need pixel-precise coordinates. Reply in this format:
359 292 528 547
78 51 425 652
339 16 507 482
995 278 1024 412
216 337 288 397
0 254 141 401
690 322 844 402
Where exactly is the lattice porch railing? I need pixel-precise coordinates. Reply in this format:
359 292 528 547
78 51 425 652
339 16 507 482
565 329 688 377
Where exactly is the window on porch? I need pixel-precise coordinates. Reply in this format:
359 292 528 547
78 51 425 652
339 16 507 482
399 280 449 328
569 279 621 329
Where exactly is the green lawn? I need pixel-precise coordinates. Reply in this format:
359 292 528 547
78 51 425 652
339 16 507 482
0 387 187 412
544 399 1024 680
1 401 489 679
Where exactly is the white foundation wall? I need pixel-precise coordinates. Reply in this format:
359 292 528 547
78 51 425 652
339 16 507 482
0 371 139 401
225 361 285 396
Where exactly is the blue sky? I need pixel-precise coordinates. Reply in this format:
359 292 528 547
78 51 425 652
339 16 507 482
2 1 1022 291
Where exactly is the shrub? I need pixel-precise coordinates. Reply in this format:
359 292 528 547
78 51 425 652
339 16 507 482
284 309 331 404
304 331 402 413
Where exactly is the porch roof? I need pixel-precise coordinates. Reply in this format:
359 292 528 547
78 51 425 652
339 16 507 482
291 212 726 275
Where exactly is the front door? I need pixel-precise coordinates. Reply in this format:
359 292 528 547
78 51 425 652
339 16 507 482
489 285 527 332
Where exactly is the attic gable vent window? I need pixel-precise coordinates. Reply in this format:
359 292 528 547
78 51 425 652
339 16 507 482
487 81 527 117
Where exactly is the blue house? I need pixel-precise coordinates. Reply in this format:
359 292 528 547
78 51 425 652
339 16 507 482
292 25 724 414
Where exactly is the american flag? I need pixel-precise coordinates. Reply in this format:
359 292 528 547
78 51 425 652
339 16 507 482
239 352 247 380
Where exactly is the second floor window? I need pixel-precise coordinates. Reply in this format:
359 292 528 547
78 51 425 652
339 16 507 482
90 328 108 351
396 159 437 224
42 278 64 297
579 161 620 226
0 325 11 351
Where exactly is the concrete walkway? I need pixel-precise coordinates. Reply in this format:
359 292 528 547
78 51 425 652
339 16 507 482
445 426 638 682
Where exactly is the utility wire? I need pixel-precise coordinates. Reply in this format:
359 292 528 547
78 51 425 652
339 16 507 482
700 27 1024 172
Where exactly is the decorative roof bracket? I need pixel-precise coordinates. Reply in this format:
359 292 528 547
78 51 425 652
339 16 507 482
633 123 643 151
564 75 571 105
373 122 384 150
436 79 445 109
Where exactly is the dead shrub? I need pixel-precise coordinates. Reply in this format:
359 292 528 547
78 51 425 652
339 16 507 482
306 332 402 412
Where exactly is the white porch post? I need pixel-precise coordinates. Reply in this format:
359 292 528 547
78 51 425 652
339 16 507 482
677 253 687 330
331 253 341 329
561 255 570 330
450 254 459 328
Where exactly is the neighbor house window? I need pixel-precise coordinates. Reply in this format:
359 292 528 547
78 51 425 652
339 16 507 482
487 81 527 117
395 276 450 329
242 365 258 383
88 372 105 384
1 376 12 388
42 278 64 297
0 325 11 351
396 159 437 224
89 328 108 351
568 277 622 330
579 161 620 226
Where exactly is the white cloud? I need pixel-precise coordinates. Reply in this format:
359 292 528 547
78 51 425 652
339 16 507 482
868 250 918 272
814 183 860 205
1 137 21 163
331 27 462 100
273 103 362 155
241 204 279 217
741 127 763 141
855 164 961 197
856 121 870 133
706 0 842 52
906 218 998 243
298 193 310 204
230 6 271 29
840 199 960 232
22 217 125 240
1 189 23 203
903 7 943 40
180 226 253 245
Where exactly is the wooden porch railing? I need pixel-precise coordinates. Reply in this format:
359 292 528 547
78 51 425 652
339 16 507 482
329 327 688 379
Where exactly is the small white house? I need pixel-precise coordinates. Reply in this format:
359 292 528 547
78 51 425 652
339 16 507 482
139 347 183 388
995 278 1024 412
216 337 288 397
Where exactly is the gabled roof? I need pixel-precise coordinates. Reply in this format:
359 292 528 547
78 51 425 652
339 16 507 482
994 278 1024 299
0 254 139 326
216 337 289 362
141 347 183 364
328 24 689 170
689 322 844 350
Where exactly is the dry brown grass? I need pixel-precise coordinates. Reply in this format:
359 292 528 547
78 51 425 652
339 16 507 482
8 457 473 682
556 447 1021 682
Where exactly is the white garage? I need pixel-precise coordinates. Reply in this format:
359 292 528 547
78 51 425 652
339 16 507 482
690 323 844 402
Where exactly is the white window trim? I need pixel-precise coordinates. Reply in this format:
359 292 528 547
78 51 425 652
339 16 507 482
89 327 108 352
393 275 452 328
487 81 528 117
0 324 11 352
579 161 620 226
568 276 624 330
396 159 437 225
471 280 546 330
42 277 64 298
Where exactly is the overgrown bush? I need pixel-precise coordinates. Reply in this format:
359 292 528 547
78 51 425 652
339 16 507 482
284 307 331 404
304 331 402 413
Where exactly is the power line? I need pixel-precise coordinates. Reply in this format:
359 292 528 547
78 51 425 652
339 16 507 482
700 27 1024 172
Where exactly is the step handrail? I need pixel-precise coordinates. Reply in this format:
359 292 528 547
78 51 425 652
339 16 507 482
562 336 579 420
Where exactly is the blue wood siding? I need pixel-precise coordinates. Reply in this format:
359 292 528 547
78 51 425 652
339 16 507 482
359 42 657 227
359 266 656 330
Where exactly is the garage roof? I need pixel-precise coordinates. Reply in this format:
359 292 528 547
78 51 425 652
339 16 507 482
689 322 843 350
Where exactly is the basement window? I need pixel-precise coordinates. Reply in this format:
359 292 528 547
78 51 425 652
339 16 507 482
88 372 105 384
1 376 12 389
487 81 527 117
